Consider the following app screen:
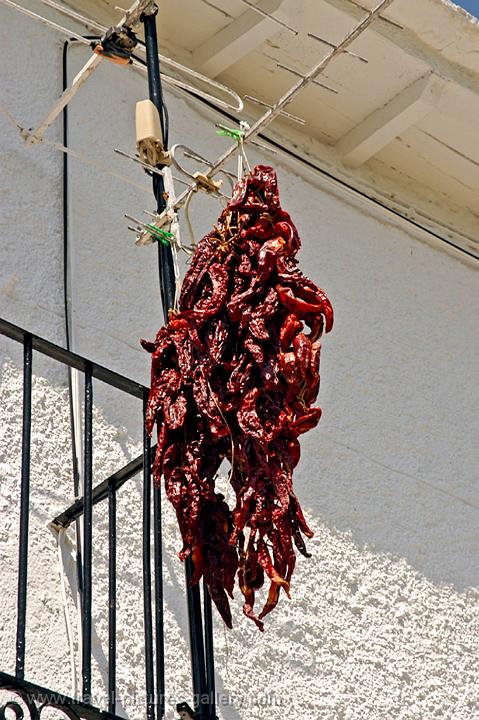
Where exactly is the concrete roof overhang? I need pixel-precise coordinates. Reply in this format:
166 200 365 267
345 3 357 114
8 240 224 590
62 0 479 255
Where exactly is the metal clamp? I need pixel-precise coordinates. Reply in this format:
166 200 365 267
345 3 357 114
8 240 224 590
91 26 138 65
170 144 233 196
176 702 196 720
191 172 222 194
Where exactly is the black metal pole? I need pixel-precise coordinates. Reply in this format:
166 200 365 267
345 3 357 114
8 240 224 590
143 390 155 720
82 362 93 702
108 479 117 715
142 7 214 719
142 11 168 717
142 8 175 314
152 484 165 719
203 580 216 718
15 333 32 680
185 562 208 708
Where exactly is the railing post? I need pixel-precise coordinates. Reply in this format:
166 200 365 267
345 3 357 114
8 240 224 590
15 333 32 680
153 485 165 719
82 363 93 702
143 389 155 720
203 580 216 719
185 562 207 713
108 479 117 715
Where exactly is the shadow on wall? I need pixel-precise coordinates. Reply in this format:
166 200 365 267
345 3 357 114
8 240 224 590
297 424 479 591
2 359 479 720
285 163 479 593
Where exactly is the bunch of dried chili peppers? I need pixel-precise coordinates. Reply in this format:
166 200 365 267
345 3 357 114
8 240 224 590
142 165 333 630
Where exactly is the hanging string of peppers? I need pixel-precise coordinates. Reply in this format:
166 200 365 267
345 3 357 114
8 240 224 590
142 165 333 630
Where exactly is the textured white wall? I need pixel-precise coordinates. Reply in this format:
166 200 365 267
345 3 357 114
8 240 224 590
1 6 479 720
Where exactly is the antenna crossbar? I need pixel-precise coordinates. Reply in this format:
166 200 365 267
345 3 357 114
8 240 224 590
0 0 244 146
36 0 244 112
169 0 396 213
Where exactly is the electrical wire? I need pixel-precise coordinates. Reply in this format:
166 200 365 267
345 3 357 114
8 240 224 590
61 38 102 700
0 63 474 263
62 39 82 699
162 102 170 150
63 35 84 591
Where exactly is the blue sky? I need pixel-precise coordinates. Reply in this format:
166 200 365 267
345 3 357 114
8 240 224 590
453 0 479 17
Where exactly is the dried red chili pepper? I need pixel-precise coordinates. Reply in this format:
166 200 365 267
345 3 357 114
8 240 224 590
142 165 333 629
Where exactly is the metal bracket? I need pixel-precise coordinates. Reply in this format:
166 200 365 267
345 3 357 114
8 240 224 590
192 172 223 194
170 144 231 195
91 26 138 65
176 701 197 720
21 0 153 145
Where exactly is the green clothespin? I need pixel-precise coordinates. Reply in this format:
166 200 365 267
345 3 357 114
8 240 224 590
215 123 244 142
146 224 174 246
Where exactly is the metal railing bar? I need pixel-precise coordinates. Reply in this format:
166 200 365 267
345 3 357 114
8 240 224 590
142 391 155 720
153 486 165 719
0 318 146 399
185 559 207 715
51 448 157 529
108 479 117 715
15 333 32 680
203 581 215 720
0 671 120 720
82 363 93 702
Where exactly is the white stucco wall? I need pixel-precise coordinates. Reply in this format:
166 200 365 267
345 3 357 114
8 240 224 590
1 6 479 720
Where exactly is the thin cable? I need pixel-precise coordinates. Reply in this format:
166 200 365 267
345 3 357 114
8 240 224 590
62 39 107 699
239 139 251 174
1 4 474 263
62 40 85 700
171 228 181 310
0 101 151 194
63 38 99 590
0 101 22 130
62 39 83 571
162 102 170 151
45 138 152 194
162 167 182 310
183 189 196 250
264 136 479 262
1 77 474 266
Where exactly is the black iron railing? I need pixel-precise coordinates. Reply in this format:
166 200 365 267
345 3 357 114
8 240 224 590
0 317 216 720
